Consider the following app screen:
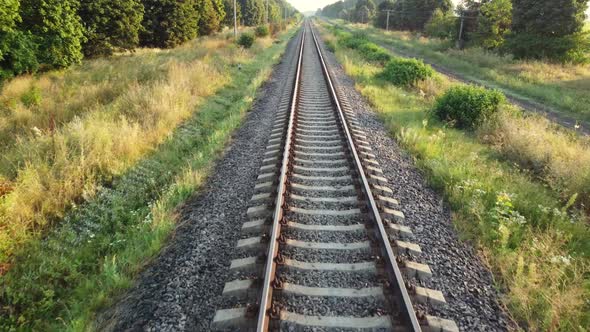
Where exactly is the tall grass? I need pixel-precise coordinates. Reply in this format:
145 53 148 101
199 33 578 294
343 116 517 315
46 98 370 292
0 42 237 262
319 23 590 330
480 112 590 210
0 25 299 330
330 20 590 123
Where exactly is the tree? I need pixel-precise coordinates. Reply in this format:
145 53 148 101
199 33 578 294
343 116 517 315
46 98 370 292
506 0 590 62
140 0 200 48
424 8 457 39
320 1 345 18
19 0 85 68
1 0 39 79
384 0 452 31
374 1 395 29
240 0 264 26
78 0 144 57
475 0 511 50
353 0 376 23
197 0 224 35
222 0 241 27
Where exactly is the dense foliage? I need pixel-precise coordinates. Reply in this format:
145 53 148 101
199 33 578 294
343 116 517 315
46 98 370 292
433 85 505 128
424 8 457 39
0 0 298 81
319 0 590 63
507 0 590 63
358 42 391 62
140 0 200 48
19 0 85 68
474 0 512 50
380 57 434 86
197 0 225 36
0 0 38 78
79 0 144 57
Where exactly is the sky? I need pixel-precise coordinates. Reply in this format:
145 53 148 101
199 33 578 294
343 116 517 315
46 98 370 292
287 0 590 17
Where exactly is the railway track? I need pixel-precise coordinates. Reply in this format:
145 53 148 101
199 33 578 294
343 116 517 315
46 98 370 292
212 22 459 332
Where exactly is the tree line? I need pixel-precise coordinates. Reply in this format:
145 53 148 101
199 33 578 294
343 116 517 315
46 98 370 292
318 0 590 63
0 0 297 80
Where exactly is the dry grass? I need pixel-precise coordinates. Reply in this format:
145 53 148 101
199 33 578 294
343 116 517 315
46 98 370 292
338 21 590 121
0 36 247 262
487 229 589 331
321 22 590 330
480 113 590 211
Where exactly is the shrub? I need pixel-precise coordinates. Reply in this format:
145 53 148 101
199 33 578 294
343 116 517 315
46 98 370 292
433 85 505 129
358 42 391 63
237 32 255 48
339 32 368 49
255 25 269 37
270 22 286 36
380 58 434 86
324 40 336 52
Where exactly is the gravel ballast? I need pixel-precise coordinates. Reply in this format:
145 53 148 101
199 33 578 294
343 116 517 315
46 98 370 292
98 24 514 331
314 26 515 331
96 31 302 332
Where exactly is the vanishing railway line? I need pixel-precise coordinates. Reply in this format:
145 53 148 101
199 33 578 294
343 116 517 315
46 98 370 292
212 22 458 331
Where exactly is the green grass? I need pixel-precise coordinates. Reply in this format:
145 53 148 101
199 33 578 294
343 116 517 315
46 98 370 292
0 26 298 330
326 19 590 124
319 22 590 331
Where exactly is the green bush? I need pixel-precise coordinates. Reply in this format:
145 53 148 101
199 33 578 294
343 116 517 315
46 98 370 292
255 25 269 37
433 85 505 129
358 42 391 63
380 58 434 86
339 32 368 49
20 86 42 107
324 40 336 52
237 32 255 48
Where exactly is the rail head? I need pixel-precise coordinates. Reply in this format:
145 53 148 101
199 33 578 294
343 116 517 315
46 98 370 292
255 26 306 332
308 21 422 332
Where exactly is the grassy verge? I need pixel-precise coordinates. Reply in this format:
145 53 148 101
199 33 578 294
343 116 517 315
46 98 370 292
0 26 298 330
325 19 590 123
318 22 590 331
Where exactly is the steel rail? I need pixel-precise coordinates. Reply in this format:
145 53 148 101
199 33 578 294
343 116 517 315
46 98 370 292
308 22 422 331
255 26 306 332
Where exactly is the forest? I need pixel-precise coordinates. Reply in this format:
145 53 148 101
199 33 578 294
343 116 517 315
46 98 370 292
0 0 297 80
318 0 590 63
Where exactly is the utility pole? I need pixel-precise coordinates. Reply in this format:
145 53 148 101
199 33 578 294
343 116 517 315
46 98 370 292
383 9 394 31
456 10 465 49
233 0 237 39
